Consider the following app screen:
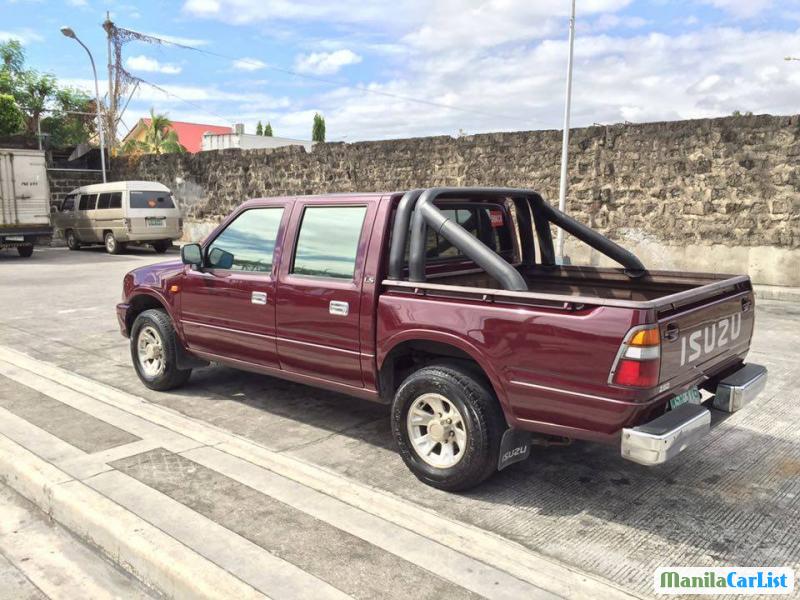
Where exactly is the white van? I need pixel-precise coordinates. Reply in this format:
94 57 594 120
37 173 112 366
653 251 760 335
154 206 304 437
54 181 182 254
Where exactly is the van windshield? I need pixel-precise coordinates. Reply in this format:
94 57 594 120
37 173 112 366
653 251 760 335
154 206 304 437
129 191 175 209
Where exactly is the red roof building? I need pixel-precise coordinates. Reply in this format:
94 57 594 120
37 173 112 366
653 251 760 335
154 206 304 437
123 119 232 153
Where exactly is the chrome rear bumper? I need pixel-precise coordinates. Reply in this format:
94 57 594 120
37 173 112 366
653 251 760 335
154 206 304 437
621 403 710 466
621 362 767 466
713 363 767 413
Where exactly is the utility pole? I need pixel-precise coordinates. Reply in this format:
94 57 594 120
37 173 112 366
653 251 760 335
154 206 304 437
103 12 116 152
555 0 576 263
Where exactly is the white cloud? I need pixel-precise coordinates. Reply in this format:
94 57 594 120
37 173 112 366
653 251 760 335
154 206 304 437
233 58 266 71
67 0 88 6
0 29 44 44
699 0 774 19
126 55 182 75
294 50 362 75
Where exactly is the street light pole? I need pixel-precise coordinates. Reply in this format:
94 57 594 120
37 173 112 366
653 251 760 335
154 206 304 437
556 0 576 263
60 26 107 183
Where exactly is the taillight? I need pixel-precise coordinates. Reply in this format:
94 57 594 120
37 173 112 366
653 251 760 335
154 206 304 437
123 218 131 232
609 325 661 388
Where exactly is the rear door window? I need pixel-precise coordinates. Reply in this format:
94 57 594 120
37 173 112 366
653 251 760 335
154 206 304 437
109 192 122 209
292 206 367 279
206 208 284 272
96 193 111 209
129 191 175 209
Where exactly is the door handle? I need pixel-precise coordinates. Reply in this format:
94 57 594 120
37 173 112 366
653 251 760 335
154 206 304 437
251 291 267 305
329 301 349 316
741 297 752 312
663 323 679 341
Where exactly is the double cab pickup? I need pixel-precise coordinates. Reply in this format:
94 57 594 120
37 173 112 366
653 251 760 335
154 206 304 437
117 187 767 490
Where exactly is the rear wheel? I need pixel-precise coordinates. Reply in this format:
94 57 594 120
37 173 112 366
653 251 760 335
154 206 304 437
16 244 34 257
152 240 171 254
66 230 80 251
104 231 125 254
130 309 192 391
391 363 506 491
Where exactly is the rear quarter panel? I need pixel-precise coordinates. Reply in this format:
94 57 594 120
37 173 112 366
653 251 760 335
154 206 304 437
377 293 660 441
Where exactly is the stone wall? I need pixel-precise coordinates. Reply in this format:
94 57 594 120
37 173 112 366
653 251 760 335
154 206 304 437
111 114 800 285
47 168 104 206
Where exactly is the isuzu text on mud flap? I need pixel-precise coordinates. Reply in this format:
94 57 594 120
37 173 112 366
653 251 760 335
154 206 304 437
117 187 767 491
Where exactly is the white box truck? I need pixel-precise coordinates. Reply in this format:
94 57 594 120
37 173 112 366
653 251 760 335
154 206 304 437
0 148 52 257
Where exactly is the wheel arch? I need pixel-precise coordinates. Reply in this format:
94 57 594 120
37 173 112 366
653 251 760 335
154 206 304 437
378 330 511 418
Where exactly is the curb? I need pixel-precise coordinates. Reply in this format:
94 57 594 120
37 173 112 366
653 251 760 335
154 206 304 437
0 434 266 600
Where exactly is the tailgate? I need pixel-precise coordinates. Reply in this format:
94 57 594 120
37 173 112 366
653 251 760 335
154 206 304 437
658 289 754 391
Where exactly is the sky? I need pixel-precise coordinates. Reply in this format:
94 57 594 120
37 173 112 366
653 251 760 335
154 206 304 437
2 0 800 142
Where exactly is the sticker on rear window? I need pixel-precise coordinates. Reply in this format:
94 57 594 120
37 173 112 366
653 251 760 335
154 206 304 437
489 210 504 228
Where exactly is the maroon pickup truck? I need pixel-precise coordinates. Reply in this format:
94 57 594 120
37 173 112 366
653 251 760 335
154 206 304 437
117 187 767 491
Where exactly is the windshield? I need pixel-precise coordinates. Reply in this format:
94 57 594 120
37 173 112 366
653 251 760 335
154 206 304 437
129 191 175 209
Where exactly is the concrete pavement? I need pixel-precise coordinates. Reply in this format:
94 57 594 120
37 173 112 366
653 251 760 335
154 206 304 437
1 245 799 598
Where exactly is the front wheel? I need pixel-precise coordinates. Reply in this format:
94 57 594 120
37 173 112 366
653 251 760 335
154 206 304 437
391 363 507 492
130 309 192 391
66 230 81 251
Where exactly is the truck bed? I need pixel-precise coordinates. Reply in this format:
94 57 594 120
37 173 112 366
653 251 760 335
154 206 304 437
409 265 749 309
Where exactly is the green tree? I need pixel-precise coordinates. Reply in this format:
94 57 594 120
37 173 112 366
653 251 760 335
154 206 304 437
122 108 187 155
41 87 95 146
256 120 263 135
0 94 23 135
264 121 273 136
312 113 325 142
0 39 96 146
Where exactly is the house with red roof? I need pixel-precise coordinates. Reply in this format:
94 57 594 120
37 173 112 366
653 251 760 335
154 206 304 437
123 118 232 154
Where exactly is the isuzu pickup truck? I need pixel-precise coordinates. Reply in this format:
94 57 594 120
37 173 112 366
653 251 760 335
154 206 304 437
117 187 767 491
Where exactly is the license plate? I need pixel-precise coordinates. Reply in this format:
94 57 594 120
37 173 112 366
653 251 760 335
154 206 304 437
146 217 165 227
5 235 24 242
670 386 702 410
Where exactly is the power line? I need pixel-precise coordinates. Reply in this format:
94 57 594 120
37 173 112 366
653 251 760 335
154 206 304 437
119 27 526 124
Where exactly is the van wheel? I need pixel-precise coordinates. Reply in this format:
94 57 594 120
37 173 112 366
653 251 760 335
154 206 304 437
104 231 124 254
130 309 192 391
391 363 506 492
66 230 81 251
16 244 34 257
152 240 171 253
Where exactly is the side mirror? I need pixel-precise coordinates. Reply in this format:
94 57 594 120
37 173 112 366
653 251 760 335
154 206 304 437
181 243 203 267
208 247 234 270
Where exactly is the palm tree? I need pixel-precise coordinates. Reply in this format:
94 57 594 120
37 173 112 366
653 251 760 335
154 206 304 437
122 109 186 155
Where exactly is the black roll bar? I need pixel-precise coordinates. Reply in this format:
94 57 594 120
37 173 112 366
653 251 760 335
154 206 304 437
408 188 529 291
389 186 647 291
535 199 646 275
387 189 423 280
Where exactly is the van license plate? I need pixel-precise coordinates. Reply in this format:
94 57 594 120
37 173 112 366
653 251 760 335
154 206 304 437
670 386 702 410
146 217 165 227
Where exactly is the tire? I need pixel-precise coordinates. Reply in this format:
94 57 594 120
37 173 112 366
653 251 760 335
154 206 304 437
130 308 192 391
152 240 171 254
16 244 34 257
66 230 81 251
104 231 125 254
391 363 507 492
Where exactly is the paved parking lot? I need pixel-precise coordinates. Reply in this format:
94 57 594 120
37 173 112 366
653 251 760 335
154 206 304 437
1 245 798 598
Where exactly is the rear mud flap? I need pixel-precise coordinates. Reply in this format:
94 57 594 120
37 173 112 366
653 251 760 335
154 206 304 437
497 428 532 471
